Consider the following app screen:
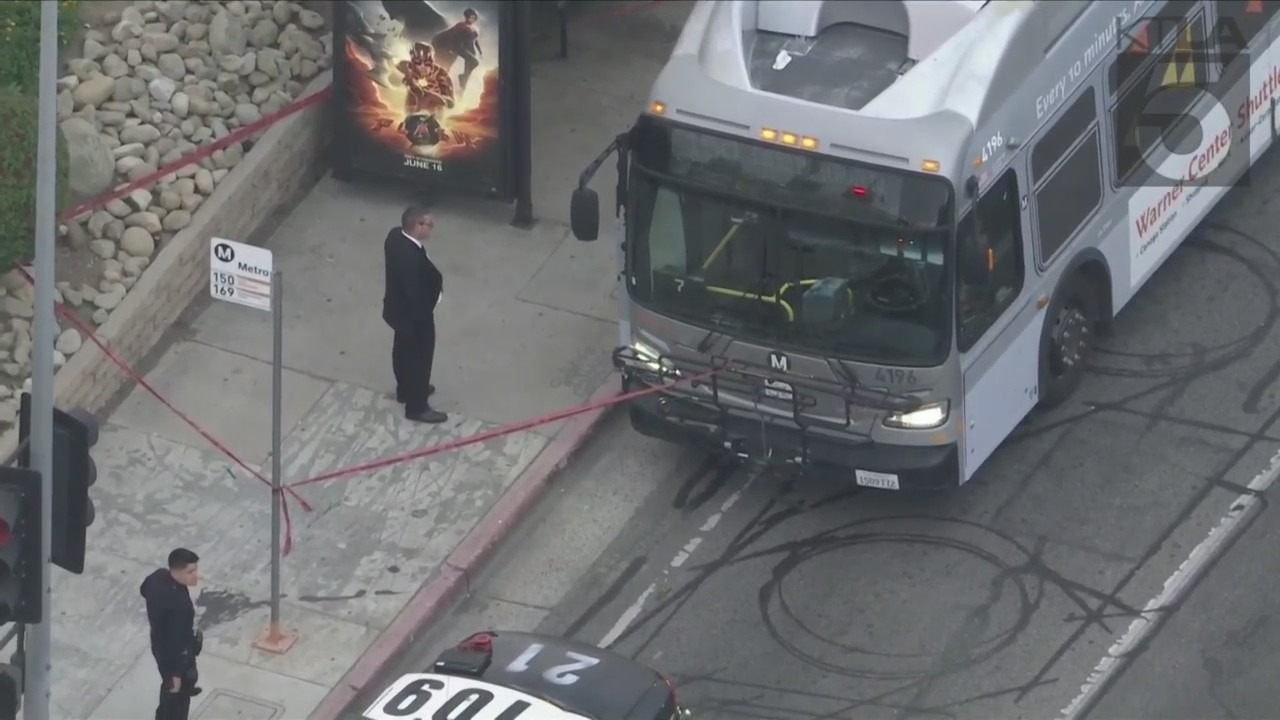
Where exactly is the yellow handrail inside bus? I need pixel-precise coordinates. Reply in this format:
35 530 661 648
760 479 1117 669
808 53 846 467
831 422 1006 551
778 279 852 303
702 278 856 325
702 222 744 270
706 285 796 322
778 279 856 312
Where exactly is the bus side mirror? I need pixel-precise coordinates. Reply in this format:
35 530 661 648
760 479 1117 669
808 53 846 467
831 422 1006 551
570 187 600 241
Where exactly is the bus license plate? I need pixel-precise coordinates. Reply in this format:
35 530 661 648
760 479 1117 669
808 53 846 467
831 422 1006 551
855 469 900 490
763 379 794 401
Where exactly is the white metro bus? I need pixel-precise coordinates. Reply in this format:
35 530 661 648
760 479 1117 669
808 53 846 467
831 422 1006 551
569 0 1280 490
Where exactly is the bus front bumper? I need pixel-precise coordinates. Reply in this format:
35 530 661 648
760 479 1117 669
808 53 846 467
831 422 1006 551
624 382 961 490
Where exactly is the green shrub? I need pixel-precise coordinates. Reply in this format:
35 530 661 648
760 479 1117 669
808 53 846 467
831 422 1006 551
0 1 77 271
0 1 81 93
0 86 71 273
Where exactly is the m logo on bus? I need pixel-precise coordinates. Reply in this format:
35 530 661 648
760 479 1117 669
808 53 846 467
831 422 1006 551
769 351 789 373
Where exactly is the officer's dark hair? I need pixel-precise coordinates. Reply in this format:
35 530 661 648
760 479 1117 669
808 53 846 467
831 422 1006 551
464 8 478 19
168 548 199 570
402 205 432 230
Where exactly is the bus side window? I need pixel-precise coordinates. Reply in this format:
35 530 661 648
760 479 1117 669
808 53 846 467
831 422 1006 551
1109 6 1206 183
957 169 1024 352
1216 0 1280 68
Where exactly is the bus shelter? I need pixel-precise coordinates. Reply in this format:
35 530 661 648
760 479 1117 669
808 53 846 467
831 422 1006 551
329 0 539 225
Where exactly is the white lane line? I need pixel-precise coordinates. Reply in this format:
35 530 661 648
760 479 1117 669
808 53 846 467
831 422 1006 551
1060 446 1280 719
597 469 761 649
599 583 657 649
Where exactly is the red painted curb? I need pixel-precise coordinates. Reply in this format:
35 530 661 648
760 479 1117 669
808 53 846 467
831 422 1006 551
309 378 621 720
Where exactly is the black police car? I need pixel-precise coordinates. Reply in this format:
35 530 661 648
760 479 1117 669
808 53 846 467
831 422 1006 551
361 630 689 719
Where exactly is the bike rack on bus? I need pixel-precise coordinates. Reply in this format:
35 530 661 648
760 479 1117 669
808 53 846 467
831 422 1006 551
611 346 923 468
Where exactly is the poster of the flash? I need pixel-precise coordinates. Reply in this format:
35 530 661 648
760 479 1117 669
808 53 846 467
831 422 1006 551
334 1 509 197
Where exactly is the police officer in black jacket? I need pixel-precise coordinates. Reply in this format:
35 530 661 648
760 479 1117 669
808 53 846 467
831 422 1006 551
140 548 202 720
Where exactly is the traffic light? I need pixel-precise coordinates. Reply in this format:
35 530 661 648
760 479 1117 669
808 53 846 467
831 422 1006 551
18 394 98 575
0 662 20 720
0 466 42 624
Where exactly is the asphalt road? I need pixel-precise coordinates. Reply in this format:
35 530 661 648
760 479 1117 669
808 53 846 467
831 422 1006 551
1085 490 1280 720
342 74 1280 720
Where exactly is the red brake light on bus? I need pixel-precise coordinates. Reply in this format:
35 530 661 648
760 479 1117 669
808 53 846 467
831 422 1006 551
848 185 868 198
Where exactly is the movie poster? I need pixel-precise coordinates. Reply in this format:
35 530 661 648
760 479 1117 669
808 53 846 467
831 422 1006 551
334 1 510 197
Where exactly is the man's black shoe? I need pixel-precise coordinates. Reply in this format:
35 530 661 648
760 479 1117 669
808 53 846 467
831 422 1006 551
396 385 435 403
406 407 448 424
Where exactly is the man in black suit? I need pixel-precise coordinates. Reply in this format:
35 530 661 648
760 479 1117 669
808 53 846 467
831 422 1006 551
383 205 448 424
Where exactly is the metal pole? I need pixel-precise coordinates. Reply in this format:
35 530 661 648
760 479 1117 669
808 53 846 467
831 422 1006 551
510 1 534 229
25 3 59 719
269 271 283 630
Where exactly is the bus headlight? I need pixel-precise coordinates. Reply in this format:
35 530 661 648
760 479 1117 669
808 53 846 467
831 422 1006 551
633 340 681 377
884 400 949 429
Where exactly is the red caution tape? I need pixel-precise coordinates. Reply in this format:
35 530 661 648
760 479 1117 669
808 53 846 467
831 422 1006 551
15 30 717 560
289 367 720 490
17 270 318 510
17 266 310 508
59 85 332 224
15 84 334 557
15 266 312 555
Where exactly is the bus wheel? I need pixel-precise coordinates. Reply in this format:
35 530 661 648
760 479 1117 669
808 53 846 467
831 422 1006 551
1039 275 1098 408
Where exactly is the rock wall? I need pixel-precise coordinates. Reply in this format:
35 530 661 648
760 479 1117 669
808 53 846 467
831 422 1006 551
0 0 333 439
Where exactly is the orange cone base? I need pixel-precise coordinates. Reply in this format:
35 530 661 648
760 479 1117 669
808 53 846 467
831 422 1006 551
252 624 298 654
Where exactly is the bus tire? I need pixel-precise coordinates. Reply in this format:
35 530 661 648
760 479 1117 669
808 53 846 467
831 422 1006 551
1038 272 1099 409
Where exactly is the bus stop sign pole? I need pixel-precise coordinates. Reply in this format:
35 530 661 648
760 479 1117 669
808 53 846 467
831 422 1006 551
254 269 296 654
208 239 296 654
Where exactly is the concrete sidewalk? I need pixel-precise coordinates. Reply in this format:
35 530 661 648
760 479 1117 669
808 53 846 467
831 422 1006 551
48 2 691 718
75 184 610 720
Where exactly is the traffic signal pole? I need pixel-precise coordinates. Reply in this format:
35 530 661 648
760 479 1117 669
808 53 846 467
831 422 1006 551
24 3 59 718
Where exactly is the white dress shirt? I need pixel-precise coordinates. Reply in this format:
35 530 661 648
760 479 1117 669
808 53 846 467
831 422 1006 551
402 230 442 306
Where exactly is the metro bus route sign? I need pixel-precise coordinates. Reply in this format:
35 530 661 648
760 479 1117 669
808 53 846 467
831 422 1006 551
209 237 273 312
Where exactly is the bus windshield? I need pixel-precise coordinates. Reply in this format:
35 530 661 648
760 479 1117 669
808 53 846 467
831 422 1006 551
627 117 956 366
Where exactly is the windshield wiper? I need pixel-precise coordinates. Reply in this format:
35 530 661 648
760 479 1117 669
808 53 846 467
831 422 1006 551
695 325 720 354
828 358 859 391
696 313 731 354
